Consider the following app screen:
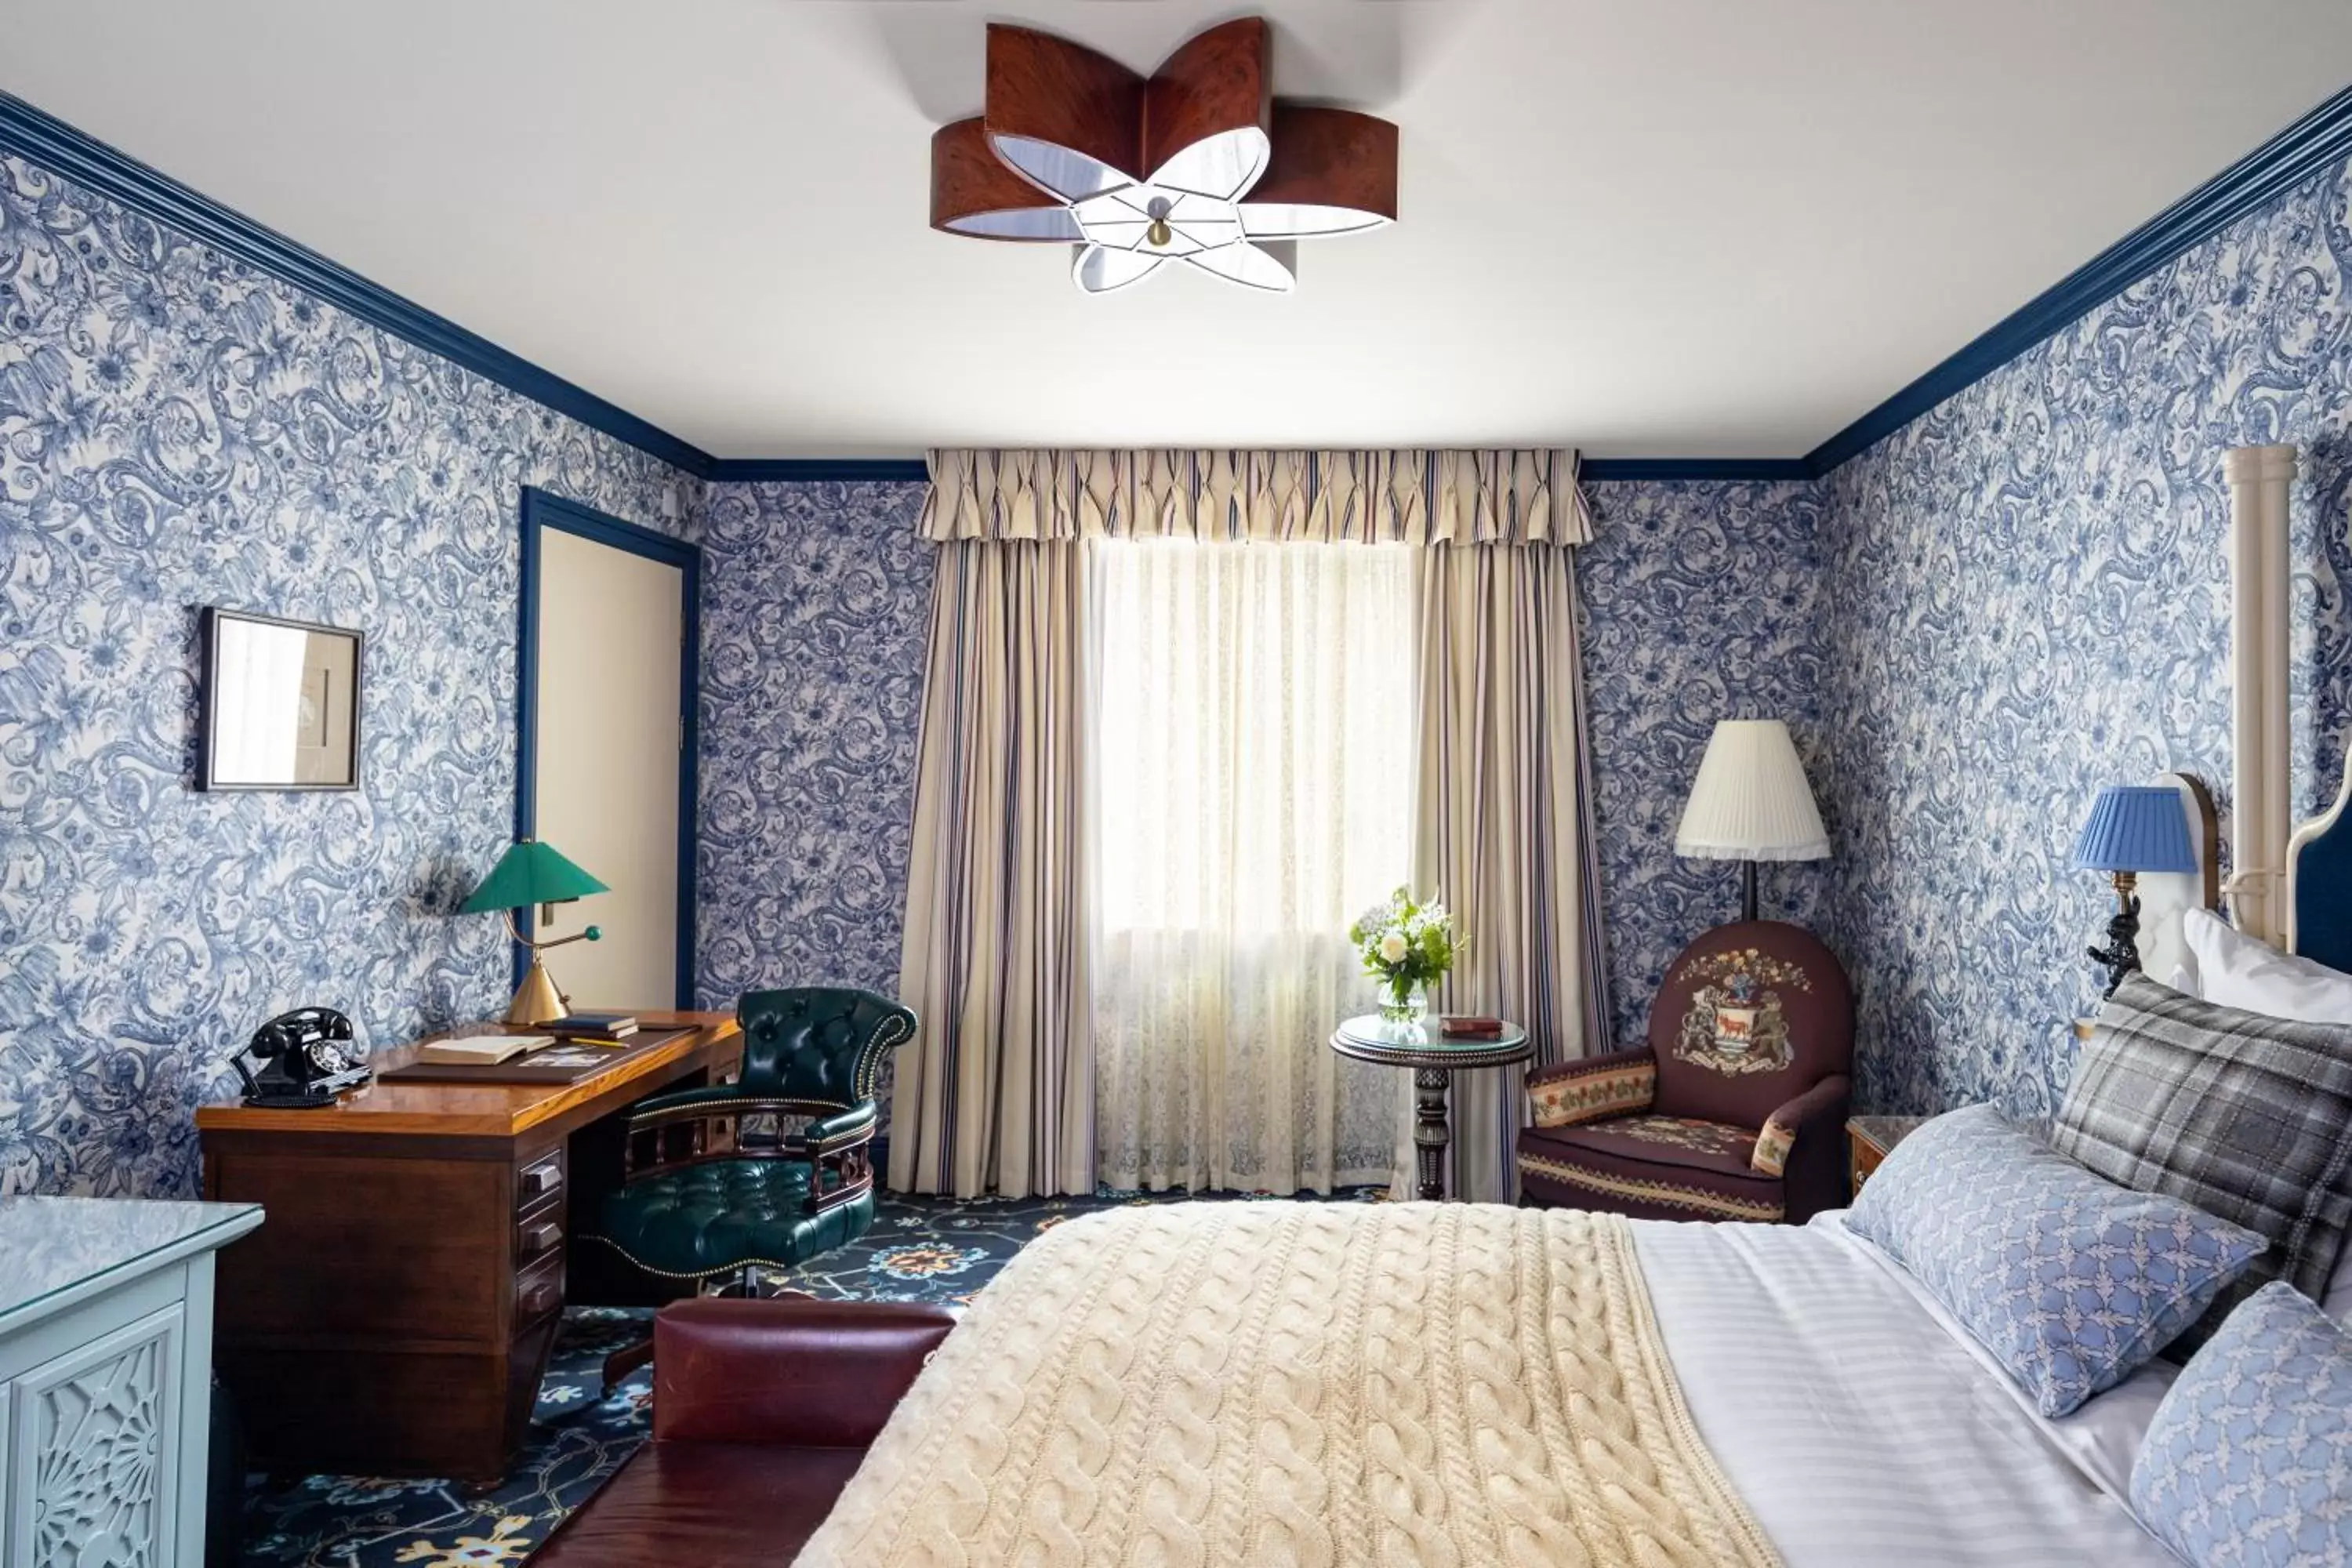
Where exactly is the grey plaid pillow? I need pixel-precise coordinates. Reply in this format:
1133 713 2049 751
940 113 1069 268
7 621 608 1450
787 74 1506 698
2050 972 2352 1343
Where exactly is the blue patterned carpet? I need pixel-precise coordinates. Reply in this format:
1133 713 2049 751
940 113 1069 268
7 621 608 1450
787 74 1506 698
238 1185 1382 1566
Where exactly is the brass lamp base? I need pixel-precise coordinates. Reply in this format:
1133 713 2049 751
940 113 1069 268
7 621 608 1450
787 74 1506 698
499 907 595 1025
505 956 568 1026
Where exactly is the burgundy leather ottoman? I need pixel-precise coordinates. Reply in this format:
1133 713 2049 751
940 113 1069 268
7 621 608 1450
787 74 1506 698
531 1297 959 1566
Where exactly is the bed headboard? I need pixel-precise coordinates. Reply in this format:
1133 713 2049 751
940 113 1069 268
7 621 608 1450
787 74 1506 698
2287 750 2352 975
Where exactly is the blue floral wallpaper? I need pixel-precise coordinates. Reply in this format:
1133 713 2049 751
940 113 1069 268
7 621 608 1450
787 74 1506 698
691 477 1820 1102
1819 150 2352 1120
1579 480 1832 1049
10 109 2349 1200
695 480 934 1018
0 150 701 1196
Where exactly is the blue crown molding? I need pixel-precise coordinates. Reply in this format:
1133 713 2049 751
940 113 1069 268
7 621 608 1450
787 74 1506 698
0 89 717 478
1806 83 2352 475
707 458 931 482
716 456 1822 484
1581 458 1812 482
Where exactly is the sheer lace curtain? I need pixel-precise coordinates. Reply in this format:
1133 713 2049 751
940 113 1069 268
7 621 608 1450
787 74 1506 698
1092 539 1414 1193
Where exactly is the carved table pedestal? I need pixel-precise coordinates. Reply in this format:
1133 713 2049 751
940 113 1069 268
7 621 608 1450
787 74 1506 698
1329 1015 1532 1200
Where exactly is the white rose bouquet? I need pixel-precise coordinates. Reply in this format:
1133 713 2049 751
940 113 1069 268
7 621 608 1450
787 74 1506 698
1348 887 1461 1022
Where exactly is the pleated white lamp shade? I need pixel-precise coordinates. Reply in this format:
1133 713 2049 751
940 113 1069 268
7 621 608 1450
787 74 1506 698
1674 720 1830 862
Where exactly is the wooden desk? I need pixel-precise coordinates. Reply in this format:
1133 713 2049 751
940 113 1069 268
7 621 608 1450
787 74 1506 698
197 1010 741 1482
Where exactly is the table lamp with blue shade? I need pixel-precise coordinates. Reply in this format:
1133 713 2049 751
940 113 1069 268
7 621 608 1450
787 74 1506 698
2072 785 2196 996
462 837 607 1025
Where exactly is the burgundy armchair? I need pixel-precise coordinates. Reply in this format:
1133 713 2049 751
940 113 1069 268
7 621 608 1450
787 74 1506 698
1518 920 1854 1223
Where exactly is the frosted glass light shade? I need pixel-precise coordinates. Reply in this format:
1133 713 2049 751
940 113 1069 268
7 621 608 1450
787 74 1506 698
1675 720 1830 862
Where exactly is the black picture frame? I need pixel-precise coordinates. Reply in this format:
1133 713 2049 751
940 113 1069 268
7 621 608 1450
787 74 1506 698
196 606 365 791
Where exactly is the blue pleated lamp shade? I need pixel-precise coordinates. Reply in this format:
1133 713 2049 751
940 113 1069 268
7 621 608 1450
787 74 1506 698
2071 786 2196 874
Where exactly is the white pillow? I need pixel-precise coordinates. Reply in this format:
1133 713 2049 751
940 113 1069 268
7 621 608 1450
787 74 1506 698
2179 907 2352 1025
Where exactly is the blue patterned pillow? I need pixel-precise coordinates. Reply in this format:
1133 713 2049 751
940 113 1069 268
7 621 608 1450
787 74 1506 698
1848 1104 2267 1417
2132 1282 2352 1566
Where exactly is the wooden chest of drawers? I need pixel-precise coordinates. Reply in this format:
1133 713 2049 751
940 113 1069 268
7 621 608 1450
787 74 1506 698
1846 1114 1931 1196
197 1011 739 1481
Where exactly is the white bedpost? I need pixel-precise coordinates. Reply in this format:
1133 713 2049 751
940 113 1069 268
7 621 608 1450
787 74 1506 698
2223 444 2296 942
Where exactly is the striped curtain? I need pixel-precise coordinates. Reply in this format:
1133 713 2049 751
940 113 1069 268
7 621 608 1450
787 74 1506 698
890 540 1096 1198
1414 543 1613 1203
894 448 1606 1200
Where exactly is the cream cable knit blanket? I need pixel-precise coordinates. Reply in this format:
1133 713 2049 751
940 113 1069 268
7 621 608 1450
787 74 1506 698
796 1201 1780 1568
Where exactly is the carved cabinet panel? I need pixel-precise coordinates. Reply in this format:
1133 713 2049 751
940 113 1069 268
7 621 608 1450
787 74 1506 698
0 1199 259 1568
6 1305 183 1568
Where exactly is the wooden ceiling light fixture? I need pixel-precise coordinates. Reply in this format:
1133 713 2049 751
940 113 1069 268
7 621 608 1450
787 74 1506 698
930 17 1399 295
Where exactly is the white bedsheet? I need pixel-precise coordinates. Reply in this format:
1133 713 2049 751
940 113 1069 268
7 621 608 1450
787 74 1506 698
1633 1214 2181 1567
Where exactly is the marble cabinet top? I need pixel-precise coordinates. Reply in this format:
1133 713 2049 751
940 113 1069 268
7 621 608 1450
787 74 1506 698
0 1196 262 1329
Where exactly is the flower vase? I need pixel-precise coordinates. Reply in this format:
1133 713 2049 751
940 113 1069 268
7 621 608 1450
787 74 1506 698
1380 982 1429 1028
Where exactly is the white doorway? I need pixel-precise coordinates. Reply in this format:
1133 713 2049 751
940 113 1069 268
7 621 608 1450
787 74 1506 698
520 489 699 1011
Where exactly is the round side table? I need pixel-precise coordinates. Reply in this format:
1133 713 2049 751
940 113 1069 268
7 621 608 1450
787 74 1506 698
1329 1015 1531 1200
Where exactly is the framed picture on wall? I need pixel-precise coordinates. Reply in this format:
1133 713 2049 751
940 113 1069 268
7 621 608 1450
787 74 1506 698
197 607 364 790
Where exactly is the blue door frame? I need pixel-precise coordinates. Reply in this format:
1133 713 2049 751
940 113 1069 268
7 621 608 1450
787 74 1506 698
515 485 701 1009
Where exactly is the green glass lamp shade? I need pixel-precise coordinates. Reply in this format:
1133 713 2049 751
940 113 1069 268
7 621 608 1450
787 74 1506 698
461 838 608 913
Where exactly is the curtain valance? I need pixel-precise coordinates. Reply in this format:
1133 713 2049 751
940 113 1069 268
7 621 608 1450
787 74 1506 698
918 448 1592 546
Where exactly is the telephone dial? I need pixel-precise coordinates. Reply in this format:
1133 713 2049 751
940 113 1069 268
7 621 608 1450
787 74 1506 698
233 1007 372 1108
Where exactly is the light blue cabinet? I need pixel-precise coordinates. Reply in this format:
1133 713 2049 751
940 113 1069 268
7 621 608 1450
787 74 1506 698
0 1197 261 1566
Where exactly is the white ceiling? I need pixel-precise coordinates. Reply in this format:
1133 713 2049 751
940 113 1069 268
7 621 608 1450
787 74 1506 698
5 1 2352 459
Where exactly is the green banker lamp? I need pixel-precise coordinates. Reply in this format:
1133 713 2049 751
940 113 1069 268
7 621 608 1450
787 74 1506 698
463 837 608 1025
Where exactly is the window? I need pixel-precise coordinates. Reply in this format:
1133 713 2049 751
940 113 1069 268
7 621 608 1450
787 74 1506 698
1091 539 1414 1192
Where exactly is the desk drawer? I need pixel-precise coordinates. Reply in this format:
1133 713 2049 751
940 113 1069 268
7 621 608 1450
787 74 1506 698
515 1208 564 1265
515 1149 564 1212
514 1251 564 1327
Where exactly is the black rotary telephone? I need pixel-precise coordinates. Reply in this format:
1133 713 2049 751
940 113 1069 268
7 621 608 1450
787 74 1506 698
232 1007 372 1108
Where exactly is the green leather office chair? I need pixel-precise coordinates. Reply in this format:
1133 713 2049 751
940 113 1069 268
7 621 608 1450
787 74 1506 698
583 987 916 1305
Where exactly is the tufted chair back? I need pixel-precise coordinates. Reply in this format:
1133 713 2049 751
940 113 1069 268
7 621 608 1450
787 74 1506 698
737 988 917 1109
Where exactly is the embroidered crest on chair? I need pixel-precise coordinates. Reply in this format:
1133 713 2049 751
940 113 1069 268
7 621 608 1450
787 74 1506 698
1671 948 1812 1076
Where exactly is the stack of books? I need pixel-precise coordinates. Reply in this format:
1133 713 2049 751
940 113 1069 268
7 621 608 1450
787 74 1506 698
1439 1015 1506 1040
546 1011 639 1046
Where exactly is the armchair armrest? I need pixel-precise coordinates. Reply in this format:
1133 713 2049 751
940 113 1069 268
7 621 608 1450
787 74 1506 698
653 1298 960 1448
629 1080 806 1120
1526 1046 1657 1128
802 1101 877 1150
1752 1073 1850 1177
625 1087 857 1142
620 1091 879 1217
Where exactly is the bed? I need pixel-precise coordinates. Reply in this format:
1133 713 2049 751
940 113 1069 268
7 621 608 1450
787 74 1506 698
789 1196 2187 1567
789 751 2352 1568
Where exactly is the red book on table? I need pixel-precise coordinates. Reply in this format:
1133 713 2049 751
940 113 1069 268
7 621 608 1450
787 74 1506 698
1440 1015 1504 1039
